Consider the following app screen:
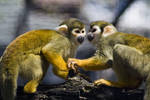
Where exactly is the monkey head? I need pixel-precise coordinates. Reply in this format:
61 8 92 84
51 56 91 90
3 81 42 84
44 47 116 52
87 21 117 45
56 18 86 45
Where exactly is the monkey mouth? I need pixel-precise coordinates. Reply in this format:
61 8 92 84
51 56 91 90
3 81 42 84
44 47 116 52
87 33 94 41
77 36 84 44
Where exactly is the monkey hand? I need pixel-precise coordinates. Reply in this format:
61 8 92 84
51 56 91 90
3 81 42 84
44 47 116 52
67 58 81 73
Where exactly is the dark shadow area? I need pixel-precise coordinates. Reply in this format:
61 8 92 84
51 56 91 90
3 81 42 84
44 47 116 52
0 73 144 100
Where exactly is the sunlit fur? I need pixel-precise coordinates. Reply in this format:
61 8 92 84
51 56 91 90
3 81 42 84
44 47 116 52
68 21 150 100
0 18 85 100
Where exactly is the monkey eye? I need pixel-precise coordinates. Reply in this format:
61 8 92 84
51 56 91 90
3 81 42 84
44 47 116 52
72 28 81 35
75 30 80 33
82 30 85 33
90 25 101 34
92 28 96 33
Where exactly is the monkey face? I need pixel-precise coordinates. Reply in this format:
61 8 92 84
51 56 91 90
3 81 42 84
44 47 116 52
87 25 101 45
56 25 86 44
87 25 101 41
71 28 86 44
57 18 86 44
87 21 117 45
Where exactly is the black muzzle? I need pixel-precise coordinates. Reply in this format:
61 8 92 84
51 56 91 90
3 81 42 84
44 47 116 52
87 33 94 41
77 36 84 44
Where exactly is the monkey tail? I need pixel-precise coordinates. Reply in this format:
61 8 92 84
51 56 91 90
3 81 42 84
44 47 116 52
0 63 19 100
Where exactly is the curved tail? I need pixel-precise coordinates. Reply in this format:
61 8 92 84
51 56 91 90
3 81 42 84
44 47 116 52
0 63 19 100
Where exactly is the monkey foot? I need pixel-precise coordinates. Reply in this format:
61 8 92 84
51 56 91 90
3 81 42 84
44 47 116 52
94 79 137 88
94 79 112 86
24 80 39 93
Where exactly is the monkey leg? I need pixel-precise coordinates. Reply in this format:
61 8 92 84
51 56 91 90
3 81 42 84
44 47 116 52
144 75 150 100
113 44 144 70
24 80 40 93
112 44 143 88
0 64 19 100
20 54 49 93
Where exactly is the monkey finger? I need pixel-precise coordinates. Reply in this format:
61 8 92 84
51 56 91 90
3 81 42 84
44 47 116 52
67 61 72 69
67 59 74 68
67 61 77 72
70 62 78 73
67 61 75 69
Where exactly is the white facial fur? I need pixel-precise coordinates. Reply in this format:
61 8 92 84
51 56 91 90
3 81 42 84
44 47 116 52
72 28 86 37
102 25 117 37
92 25 101 34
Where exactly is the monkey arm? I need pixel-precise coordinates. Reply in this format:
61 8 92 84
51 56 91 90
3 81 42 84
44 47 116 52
94 44 143 88
42 48 69 79
104 44 144 88
42 40 70 79
113 44 144 74
42 50 67 71
68 55 112 71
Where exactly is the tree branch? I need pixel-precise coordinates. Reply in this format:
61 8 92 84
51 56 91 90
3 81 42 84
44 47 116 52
0 73 143 100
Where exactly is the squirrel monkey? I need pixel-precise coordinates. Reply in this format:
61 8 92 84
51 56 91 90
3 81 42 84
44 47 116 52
68 21 150 100
0 18 86 100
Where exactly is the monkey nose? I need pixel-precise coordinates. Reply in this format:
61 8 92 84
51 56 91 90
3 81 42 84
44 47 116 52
77 36 84 44
87 33 94 41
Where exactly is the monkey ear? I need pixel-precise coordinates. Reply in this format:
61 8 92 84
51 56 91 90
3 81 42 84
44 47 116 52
56 24 68 34
102 25 117 37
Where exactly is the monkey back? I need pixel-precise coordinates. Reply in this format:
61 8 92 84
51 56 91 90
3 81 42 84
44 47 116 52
0 29 71 66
